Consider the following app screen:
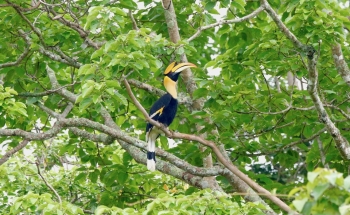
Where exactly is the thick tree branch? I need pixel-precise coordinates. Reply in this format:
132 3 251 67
307 55 350 160
260 0 305 51
39 100 225 177
331 43 350 87
46 65 79 102
162 0 221 196
162 0 201 110
121 139 222 191
187 6 265 42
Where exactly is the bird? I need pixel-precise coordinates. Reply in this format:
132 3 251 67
146 61 197 171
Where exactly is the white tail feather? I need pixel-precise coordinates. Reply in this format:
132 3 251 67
147 160 156 171
146 127 160 171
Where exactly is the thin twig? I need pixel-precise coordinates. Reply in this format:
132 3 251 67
187 6 264 42
128 10 139 30
36 161 62 203
18 82 78 97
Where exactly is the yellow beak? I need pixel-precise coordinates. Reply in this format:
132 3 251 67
164 62 197 75
172 62 197 73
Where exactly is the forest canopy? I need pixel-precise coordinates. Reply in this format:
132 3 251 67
0 0 350 214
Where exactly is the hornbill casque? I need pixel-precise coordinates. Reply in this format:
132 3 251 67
146 61 197 171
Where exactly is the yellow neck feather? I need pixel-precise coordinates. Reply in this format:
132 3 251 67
164 76 177 99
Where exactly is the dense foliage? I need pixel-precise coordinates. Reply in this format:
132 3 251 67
0 0 350 214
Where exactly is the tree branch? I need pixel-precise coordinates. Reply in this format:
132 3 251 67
316 136 329 168
0 139 30 166
128 78 166 97
331 43 350 87
36 161 62 203
128 10 139 31
260 0 305 51
43 4 101 49
162 0 201 110
18 30 82 68
187 6 265 42
307 54 350 160
120 139 222 191
0 31 30 68
127 78 192 106
18 81 78 97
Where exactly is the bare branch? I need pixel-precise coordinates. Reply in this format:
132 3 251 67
260 0 305 51
187 6 265 42
36 161 62 203
121 139 222 191
46 65 79 102
0 139 30 166
307 54 350 160
128 10 139 31
8 1 45 44
38 0 64 7
331 43 350 87
18 82 78 97
127 78 192 106
128 79 165 97
2 0 40 12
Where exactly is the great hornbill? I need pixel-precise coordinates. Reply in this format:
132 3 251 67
146 62 197 171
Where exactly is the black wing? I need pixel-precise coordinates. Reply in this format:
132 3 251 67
146 93 172 132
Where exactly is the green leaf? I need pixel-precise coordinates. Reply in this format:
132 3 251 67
79 97 93 111
293 198 308 212
89 170 100 183
81 86 94 98
193 88 208 99
307 171 319 183
111 7 127 17
113 90 128 106
205 2 216 11
106 80 120 88
103 170 118 186
311 183 329 200
117 172 128 185
75 173 87 182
